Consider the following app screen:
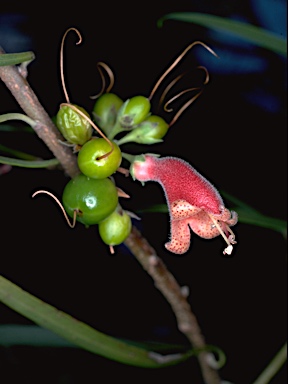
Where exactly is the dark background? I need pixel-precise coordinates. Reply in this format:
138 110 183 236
0 1 287 383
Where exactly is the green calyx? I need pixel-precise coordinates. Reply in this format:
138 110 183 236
92 93 123 136
98 205 132 246
117 115 169 145
128 154 148 183
128 153 160 184
56 104 92 145
62 173 118 226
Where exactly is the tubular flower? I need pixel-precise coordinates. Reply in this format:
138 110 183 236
130 154 238 255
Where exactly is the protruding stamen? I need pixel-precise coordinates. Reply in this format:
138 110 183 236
208 214 234 255
227 226 237 244
223 245 233 256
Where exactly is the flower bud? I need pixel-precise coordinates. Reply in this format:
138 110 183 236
117 115 169 145
92 93 123 136
117 96 151 129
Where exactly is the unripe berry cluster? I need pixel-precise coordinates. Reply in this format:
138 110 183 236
53 91 170 253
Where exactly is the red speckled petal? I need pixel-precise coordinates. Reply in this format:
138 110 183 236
188 211 221 239
170 199 202 220
165 219 191 254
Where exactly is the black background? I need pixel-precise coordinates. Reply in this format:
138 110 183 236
0 1 287 383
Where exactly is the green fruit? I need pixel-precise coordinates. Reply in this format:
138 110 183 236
93 93 123 135
62 173 118 225
77 138 122 179
118 96 151 129
56 104 92 145
98 206 132 246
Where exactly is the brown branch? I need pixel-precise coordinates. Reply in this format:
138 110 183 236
0 47 79 178
124 226 221 384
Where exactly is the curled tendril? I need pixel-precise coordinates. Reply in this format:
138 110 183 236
90 62 115 99
148 41 218 101
159 66 211 126
163 87 201 113
158 66 209 110
197 65 210 85
157 72 188 112
60 103 114 160
60 27 83 104
167 90 203 128
32 190 77 228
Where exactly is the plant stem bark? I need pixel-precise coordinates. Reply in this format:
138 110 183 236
0 47 79 178
125 226 221 384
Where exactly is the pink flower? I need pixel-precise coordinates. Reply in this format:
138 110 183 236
130 154 238 255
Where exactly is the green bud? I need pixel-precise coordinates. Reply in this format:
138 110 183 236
118 96 151 129
56 104 92 145
117 115 169 145
92 93 123 136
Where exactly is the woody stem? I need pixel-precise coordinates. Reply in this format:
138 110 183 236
124 226 222 384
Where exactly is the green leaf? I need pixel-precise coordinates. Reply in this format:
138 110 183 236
0 275 191 368
0 324 187 351
252 342 287 384
0 143 37 161
0 51 35 66
221 191 287 237
0 155 60 168
0 124 34 133
158 12 287 56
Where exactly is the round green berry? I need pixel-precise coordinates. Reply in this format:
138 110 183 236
62 173 118 226
98 206 132 246
56 104 92 145
77 138 122 179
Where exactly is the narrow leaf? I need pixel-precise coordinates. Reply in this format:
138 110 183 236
0 324 188 352
252 342 287 384
0 124 34 133
0 275 190 368
0 155 60 168
0 51 35 66
158 13 287 56
0 143 37 161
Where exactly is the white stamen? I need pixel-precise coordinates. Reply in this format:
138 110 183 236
223 245 233 255
208 214 231 246
208 214 237 255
